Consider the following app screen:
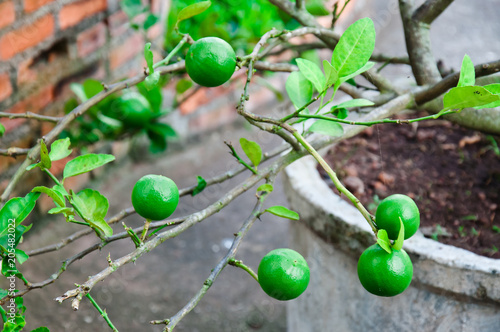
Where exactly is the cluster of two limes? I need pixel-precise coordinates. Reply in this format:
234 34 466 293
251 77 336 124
357 194 420 297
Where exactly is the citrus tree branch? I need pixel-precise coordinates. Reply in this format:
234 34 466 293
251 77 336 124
0 147 30 157
153 179 275 331
0 112 62 123
412 0 455 25
399 0 442 85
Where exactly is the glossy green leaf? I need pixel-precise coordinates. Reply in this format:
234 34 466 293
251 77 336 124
83 79 104 98
72 189 112 237
144 71 161 91
475 84 500 109
392 218 405 250
0 192 40 243
52 184 69 198
175 78 193 94
286 71 313 110
323 60 338 87
70 83 87 103
443 86 500 110
138 82 162 113
308 120 344 137
257 184 274 193
376 229 392 254
120 0 143 19
15 249 28 265
31 186 65 207
457 54 475 87
265 206 299 220
39 140 51 170
192 176 207 196
338 61 375 83
144 43 154 74
1 258 19 277
296 58 326 93
0 123 5 137
176 1 212 28
146 123 177 153
30 328 50 332
143 13 159 30
332 108 349 119
331 98 375 110
63 154 115 179
332 18 376 78
48 207 74 215
306 0 330 16
48 138 72 162
240 138 262 167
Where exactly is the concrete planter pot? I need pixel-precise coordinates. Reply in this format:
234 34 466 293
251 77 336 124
283 156 500 332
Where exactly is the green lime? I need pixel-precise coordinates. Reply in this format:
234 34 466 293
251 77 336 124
258 248 310 301
357 243 413 297
131 174 179 221
185 37 236 87
375 194 420 240
111 92 153 128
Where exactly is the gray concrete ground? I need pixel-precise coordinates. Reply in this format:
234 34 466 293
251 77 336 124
18 122 291 331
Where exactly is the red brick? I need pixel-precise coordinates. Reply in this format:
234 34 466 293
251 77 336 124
17 58 37 85
24 0 54 13
77 22 107 57
0 1 15 29
0 85 54 133
108 10 129 37
109 33 144 70
0 72 13 102
0 15 55 60
59 0 107 29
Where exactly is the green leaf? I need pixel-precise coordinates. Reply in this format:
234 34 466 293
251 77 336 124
332 108 349 119
39 140 51 170
26 163 39 171
192 176 207 196
31 186 65 207
332 18 376 78
48 207 74 215
0 192 40 245
144 71 161 91
286 71 313 110
48 138 72 162
265 206 299 220
338 61 375 83
146 123 177 153
144 43 154 74
63 154 115 179
323 60 338 87
175 78 193 95
138 82 162 113
257 184 273 193
443 86 500 110
143 13 159 30
52 184 69 198
306 0 330 16
308 120 344 137
70 83 87 103
120 0 143 19
83 79 104 98
0 123 5 137
392 218 405 250
71 189 112 237
30 328 50 332
1 258 19 277
296 58 326 93
15 249 28 265
457 54 475 87
376 229 392 254
239 138 262 167
176 1 212 28
331 98 375 110
475 84 500 109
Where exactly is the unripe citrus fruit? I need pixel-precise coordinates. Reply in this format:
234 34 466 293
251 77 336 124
357 243 413 297
375 194 420 240
258 248 310 301
131 174 179 221
185 37 236 87
112 92 153 128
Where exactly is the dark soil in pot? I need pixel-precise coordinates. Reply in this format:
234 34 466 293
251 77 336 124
318 110 500 258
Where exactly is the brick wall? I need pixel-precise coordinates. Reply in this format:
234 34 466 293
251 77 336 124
0 0 167 196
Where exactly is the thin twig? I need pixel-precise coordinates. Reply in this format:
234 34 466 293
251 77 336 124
0 147 31 157
412 0 455 25
85 293 119 331
0 112 62 123
153 178 275 331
